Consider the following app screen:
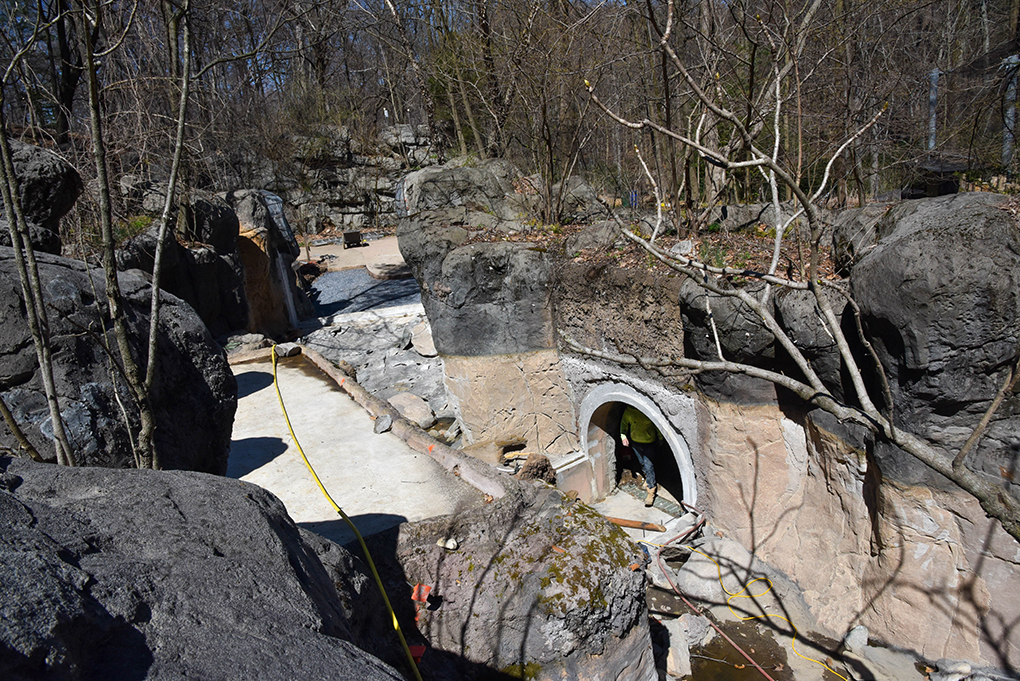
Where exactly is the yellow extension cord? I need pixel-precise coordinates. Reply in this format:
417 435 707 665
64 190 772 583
271 347 424 681
642 539 849 681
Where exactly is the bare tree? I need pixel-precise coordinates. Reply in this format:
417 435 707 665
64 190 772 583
580 0 1020 543
0 8 77 466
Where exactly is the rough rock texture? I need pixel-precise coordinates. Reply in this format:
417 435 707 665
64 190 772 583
302 311 449 413
411 320 437 357
831 202 895 275
548 195 1020 672
673 276 847 403
444 352 578 457
772 285 847 396
563 220 624 253
398 193 581 457
553 262 686 386
226 189 313 337
401 233 555 356
0 248 236 472
387 391 436 430
677 278 779 402
851 192 1020 490
394 483 655 680
0 457 404 681
696 398 1019 669
251 124 436 233
0 139 83 254
549 176 605 225
399 158 533 222
517 453 557 484
117 191 249 337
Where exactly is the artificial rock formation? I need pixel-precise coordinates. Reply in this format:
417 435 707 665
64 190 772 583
0 457 404 680
283 124 431 232
852 192 1020 490
117 191 249 337
550 193 1020 670
394 483 655 680
0 249 236 472
399 158 533 223
399 164 580 458
0 139 82 255
226 189 312 338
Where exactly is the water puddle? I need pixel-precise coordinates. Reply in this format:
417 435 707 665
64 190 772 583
689 620 795 680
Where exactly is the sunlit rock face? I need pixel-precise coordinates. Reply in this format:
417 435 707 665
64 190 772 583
398 161 579 460
0 249 236 473
393 483 656 681
852 192 1020 492
427 187 1020 670
0 456 405 680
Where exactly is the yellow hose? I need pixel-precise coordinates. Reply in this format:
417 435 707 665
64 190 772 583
682 544 849 681
271 347 424 681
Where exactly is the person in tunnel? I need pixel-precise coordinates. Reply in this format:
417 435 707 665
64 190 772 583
619 405 661 506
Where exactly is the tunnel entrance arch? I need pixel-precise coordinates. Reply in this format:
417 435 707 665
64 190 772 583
578 383 697 506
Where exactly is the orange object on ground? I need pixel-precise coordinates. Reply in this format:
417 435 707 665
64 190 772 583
411 584 432 602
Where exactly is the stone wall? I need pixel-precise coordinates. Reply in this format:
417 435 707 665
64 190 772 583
545 194 1020 669
694 396 1014 665
401 182 1020 670
559 336 1015 665
397 165 582 458
444 351 578 458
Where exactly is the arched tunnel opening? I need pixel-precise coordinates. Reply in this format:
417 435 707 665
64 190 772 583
576 383 698 507
590 401 687 509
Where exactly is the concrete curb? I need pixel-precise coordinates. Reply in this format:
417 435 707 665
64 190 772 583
227 343 512 499
298 346 511 500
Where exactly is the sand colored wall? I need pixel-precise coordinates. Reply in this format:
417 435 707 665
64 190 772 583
697 396 1015 666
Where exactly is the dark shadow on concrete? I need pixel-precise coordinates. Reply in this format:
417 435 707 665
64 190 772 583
301 513 410 548
310 269 421 317
226 436 288 478
235 370 274 399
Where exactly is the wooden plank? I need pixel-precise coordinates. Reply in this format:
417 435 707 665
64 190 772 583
604 516 666 532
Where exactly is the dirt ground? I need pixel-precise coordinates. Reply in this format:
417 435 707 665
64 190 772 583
305 234 406 272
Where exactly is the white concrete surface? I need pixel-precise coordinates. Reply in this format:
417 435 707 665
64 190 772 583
592 488 677 543
308 235 406 271
227 357 483 545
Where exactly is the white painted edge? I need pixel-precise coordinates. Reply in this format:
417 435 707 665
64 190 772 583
578 382 698 506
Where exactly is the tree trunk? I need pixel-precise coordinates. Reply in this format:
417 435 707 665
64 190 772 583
77 0 158 469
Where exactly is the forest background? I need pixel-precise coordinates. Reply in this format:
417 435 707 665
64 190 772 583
4 0 1020 248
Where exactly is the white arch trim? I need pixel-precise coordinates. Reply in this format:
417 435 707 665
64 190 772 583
578 382 698 506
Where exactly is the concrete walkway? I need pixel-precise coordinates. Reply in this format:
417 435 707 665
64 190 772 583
308 234 406 273
227 356 484 546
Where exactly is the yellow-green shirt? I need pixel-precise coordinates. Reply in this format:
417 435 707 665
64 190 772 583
620 406 659 444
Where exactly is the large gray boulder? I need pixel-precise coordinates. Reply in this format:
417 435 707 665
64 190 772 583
851 192 1020 488
0 456 404 681
399 216 554 356
0 248 236 472
399 158 532 222
0 139 83 255
831 202 895 276
550 176 604 224
675 278 848 403
675 279 779 402
117 191 249 337
393 484 655 680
